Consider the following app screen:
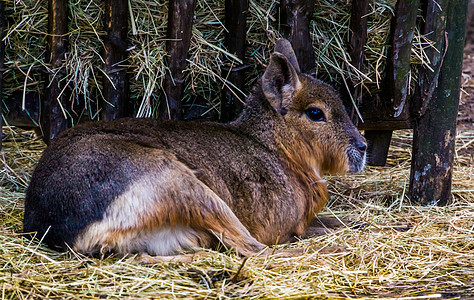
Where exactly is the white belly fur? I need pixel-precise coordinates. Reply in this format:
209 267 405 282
73 166 205 256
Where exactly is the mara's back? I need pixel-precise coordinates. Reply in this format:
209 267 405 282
24 39 366 257
24 117 302 251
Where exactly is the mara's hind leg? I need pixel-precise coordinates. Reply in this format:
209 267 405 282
74 153 266 258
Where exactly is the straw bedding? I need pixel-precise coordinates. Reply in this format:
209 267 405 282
1 126 473 299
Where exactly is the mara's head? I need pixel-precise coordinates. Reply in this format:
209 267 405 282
261 39 366 174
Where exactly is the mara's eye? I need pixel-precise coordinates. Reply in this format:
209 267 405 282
305 108 326 122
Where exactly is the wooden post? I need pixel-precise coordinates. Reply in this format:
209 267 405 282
385 0 420 118
279 0 315 74
411 0 447 118
365 130 393 166
42 0 69 144
221 0 248 122
102 0 130 121
366 0 420 166
160 0 197 120
365 129 395 165
409 0 468 205
0 1 5 149
347 0 369 125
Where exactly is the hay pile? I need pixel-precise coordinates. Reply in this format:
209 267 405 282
4 0 430 120
1 126 473 298
2 2 472 297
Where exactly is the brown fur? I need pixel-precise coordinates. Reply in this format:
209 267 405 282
23 39 366 258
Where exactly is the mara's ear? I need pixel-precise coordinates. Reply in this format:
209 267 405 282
274 38 301 73
261 52 302 115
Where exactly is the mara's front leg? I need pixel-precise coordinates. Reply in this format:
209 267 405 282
298 216 356 239
74 152 266 258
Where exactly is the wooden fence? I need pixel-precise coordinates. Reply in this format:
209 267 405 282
0 0 469 206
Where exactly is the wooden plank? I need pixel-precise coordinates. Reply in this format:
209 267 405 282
358 119 411 131
102 0 130 121
221 0 248 122
384 0 420 119
0 1 5 149
160 0 197 120
41 0 69 144
409 0 468 206
279 0 315 74
347 0 369 125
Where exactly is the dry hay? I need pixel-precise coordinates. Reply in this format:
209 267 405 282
2 0 473 298
1 126 473 299
3 0 431 120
